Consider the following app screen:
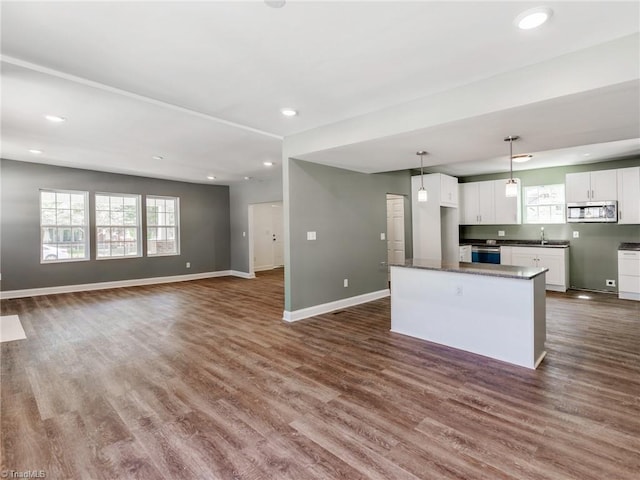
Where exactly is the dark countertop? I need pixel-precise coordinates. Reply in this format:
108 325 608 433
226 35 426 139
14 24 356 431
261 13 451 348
461 239 570 249
392 258 548 280
619 243 640 251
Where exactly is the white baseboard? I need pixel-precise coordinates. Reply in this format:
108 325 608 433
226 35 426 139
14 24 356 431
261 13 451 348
0 270 236 300
230 270 256 279
283 289 390 322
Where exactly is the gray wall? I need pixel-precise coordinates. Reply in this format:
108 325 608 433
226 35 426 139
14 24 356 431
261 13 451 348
1 159 230 291
286 158 412 311
459 157 640 292
229 174 283 273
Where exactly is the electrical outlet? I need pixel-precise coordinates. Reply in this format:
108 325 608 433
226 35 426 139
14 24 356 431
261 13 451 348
455 285 463 296
186 262 191 268
380 232 386 241
307 231 317 241
606 279 616 287
242 231 246 237
573 231 580 238
498 230 505 237
343 278 349 288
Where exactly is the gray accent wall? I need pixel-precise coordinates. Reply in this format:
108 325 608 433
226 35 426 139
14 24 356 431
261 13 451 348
1 159 230 291
459 157 640 292
286 158 412 312
229 174 283 273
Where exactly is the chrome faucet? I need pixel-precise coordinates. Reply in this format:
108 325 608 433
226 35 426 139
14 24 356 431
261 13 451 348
540 227 548 245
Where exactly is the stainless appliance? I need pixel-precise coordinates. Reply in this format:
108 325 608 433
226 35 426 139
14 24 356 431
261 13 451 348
471 246 501 264
567 201 617 223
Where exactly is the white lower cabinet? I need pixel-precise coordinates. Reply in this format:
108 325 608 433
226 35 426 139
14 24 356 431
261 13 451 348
618 250 640 301
503 246 569 292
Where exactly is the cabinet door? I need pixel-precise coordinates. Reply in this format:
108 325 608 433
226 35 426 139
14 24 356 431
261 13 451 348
511 252 535 268
617 167 640 224
565 172 591 202
494 179 520 224
477 181 495 224
440 174 458 207
460 183 479 224
590 169 617 201
536 253 563 286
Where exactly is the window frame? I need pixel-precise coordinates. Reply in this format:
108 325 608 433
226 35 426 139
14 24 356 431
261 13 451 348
146 195 181 257
523 184 566 224
95 192 143 260
40 188 90 264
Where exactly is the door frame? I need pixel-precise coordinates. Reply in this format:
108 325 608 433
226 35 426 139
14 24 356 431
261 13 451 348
248 201 284 277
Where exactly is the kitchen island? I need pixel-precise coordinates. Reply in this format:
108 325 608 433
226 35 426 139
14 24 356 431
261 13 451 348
391 259 548 369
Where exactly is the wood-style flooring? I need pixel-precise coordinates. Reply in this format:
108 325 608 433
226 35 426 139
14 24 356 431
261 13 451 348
1 269 639 479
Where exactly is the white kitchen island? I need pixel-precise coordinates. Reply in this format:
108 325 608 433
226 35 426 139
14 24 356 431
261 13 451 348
391 259 548 369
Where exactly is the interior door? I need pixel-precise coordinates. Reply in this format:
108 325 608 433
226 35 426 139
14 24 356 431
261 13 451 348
253 203 274 271
387 195 406 271
272 203 284 266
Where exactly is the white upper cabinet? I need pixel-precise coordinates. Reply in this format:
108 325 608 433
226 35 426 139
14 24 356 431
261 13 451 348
566 169 617 202
459 179 520 225
440 174 458 208
460 182 494 225
493 179 521 224
617 167 640 224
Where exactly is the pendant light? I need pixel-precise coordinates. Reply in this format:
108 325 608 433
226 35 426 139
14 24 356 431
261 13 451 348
504 135 519 198
416 151 428 202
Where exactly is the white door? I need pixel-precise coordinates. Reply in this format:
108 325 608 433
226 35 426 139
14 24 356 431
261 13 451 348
387 195 406 268
251 201 284 272
252 203 275 271
272 203 284 266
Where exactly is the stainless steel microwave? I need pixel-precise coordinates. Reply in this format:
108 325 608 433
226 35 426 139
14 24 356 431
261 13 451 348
567 201 617 223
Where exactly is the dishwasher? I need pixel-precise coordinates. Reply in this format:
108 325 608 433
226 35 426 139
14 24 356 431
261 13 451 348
471 246 501 264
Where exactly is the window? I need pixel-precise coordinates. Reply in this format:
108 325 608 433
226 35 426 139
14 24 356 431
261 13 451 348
40 189 89 263
146 196 180 256
524 184 565 224
96 193 141 258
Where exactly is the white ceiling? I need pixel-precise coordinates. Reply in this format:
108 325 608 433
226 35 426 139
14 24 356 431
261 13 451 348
1 1 639 184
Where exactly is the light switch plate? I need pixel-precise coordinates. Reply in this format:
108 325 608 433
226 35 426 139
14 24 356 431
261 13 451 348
307 231 317 241
573 231 580 238
380 232 386 240
498 230 505 237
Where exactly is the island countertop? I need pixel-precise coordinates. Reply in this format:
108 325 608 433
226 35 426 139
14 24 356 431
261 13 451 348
393 258 548 280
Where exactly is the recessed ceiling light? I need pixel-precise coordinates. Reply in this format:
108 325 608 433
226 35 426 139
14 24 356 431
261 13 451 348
244 176 251 180
280 108 298 117
265 0 286 7
515 7 553 30
151 155 164 160
583 153 591 157
263 161 274 167
44 114 66 123
207 175 216 180
29 149 43 154
512 154 533 163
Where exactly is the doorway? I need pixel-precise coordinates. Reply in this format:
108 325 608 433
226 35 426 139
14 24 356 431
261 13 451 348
249 201 284 275
386 194 406 277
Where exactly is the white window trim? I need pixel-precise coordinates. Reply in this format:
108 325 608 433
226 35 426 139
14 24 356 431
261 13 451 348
95 192 143 260
523 184 566 224
146 195 181 257
40 188 90 264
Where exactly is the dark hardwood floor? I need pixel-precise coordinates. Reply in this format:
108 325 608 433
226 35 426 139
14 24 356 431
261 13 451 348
1 269 639 479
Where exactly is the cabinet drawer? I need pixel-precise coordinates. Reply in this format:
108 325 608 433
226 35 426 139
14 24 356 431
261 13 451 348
619 274 640 294
618 254 640 276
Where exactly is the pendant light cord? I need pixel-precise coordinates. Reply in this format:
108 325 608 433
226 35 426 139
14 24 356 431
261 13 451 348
509 138 514 180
